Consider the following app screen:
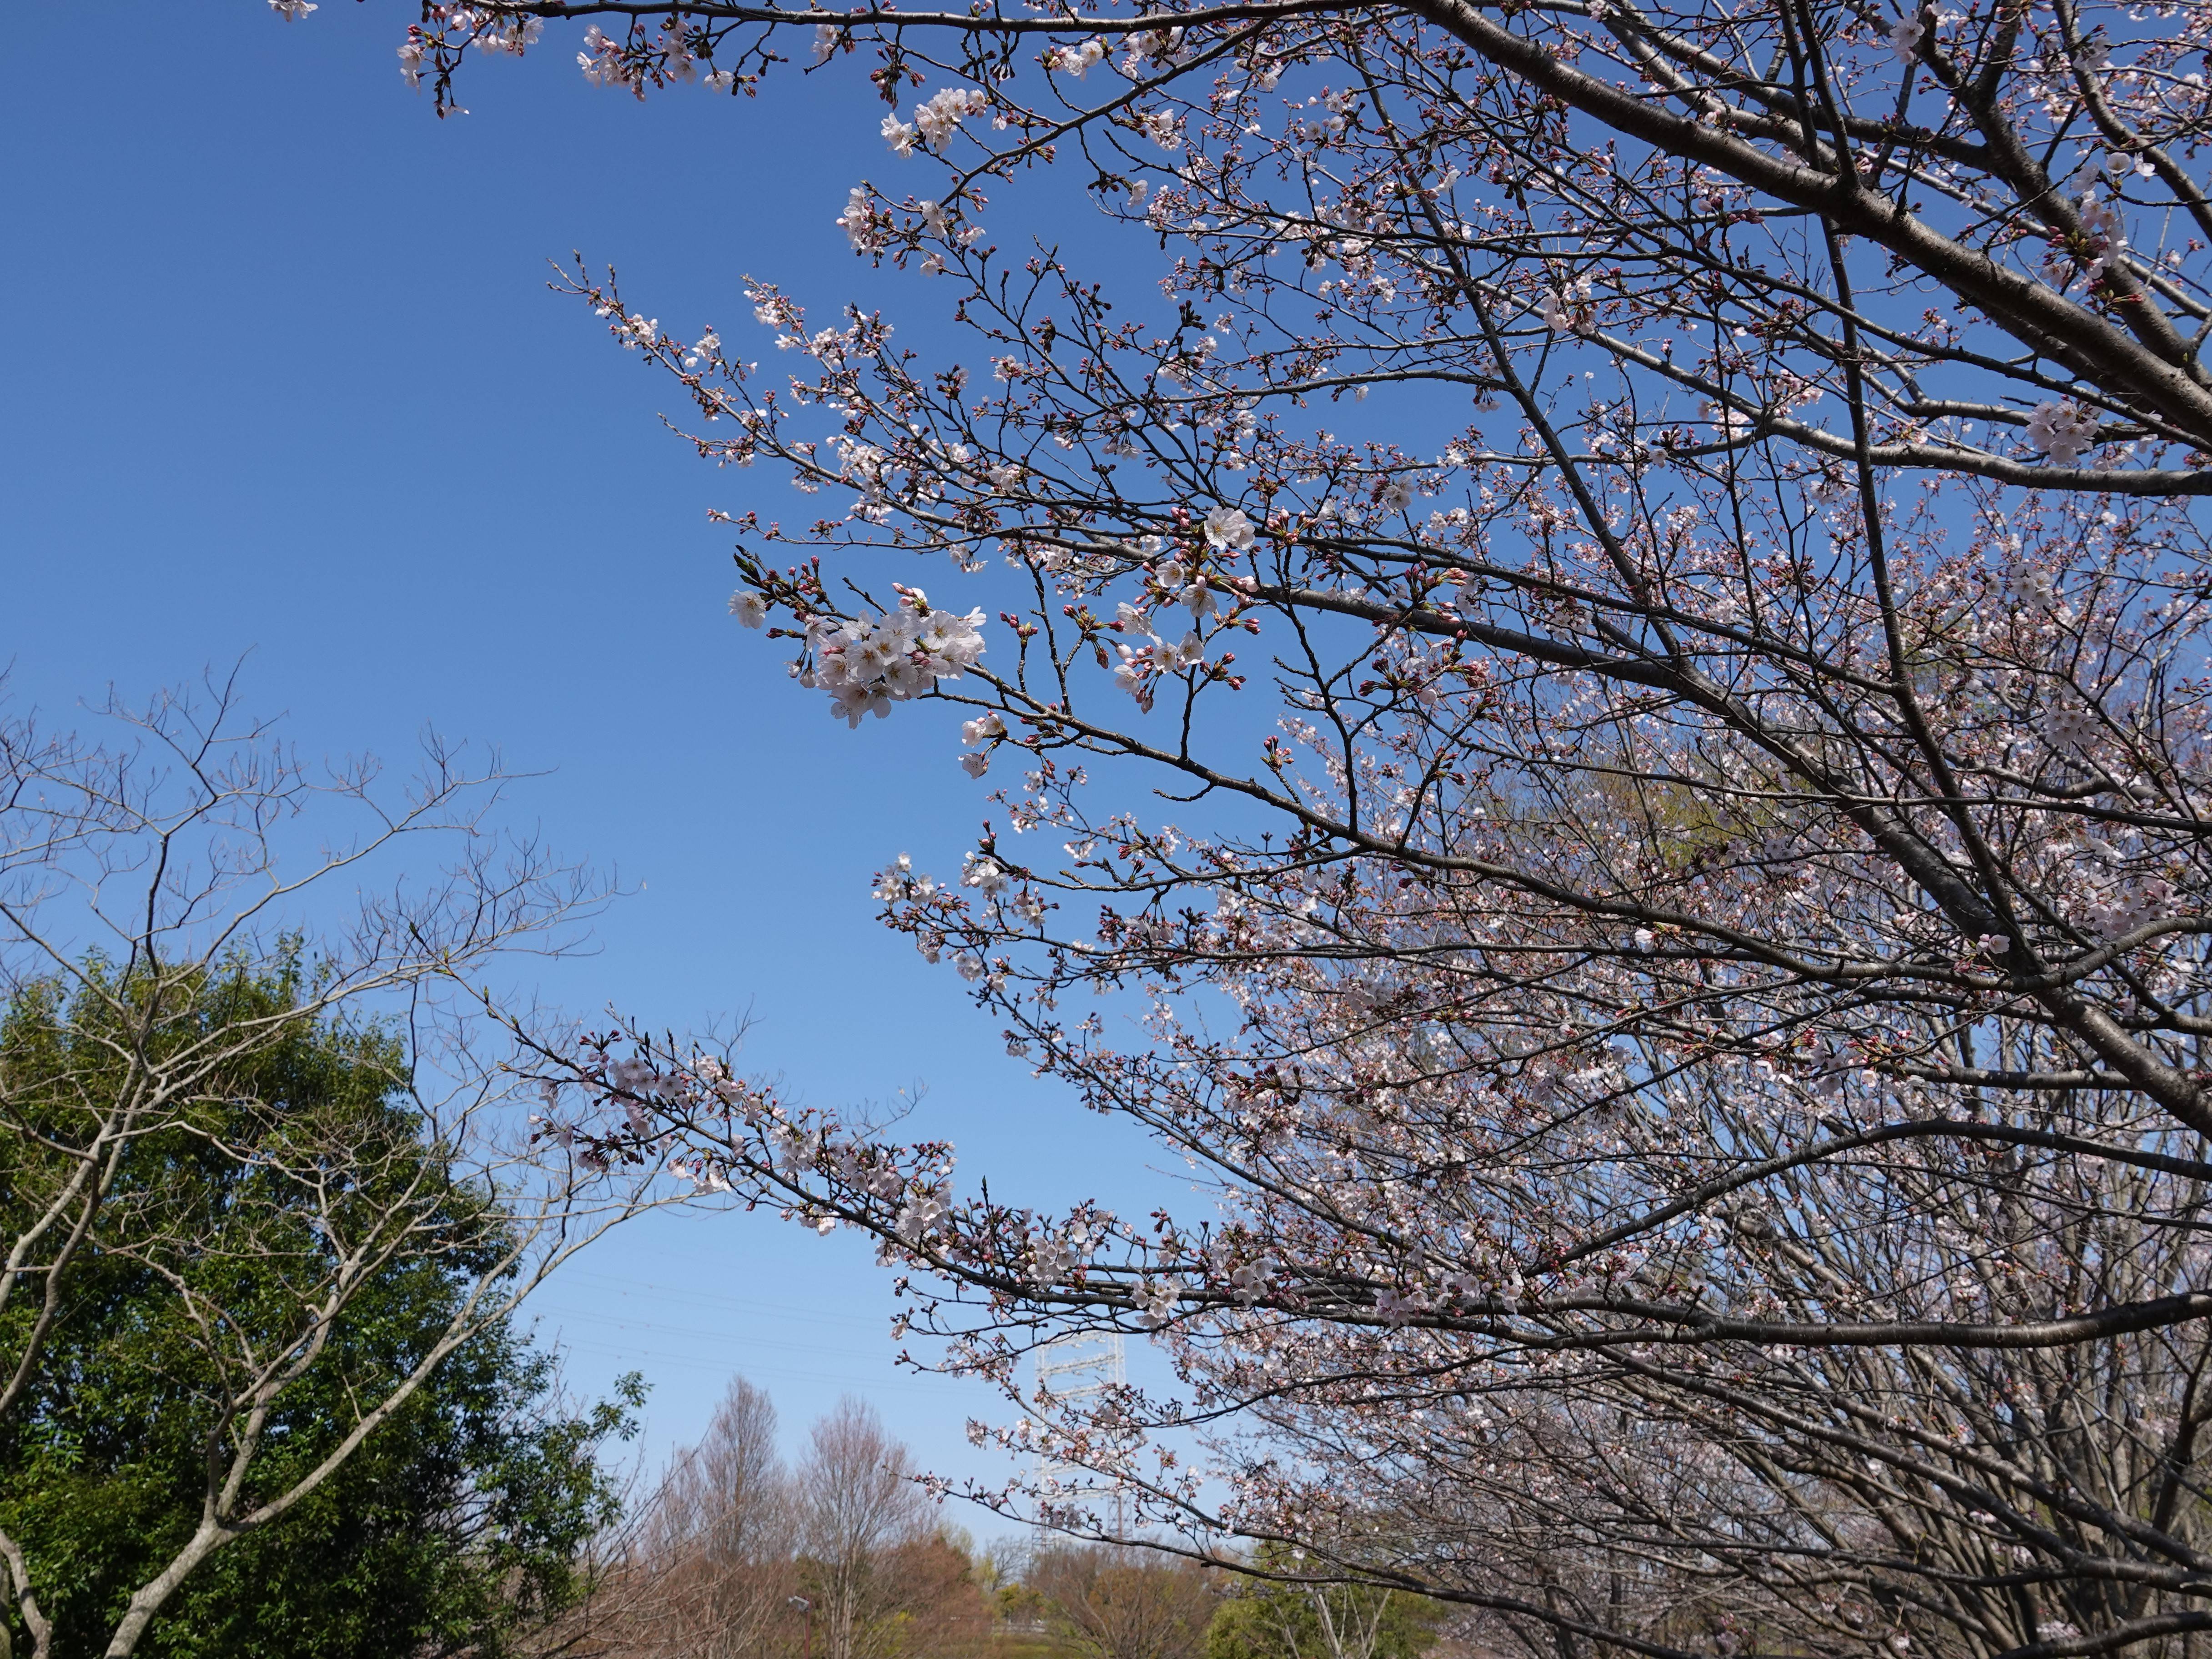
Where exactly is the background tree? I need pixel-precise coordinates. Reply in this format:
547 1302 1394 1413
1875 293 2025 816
561 1381 989 1659
0 955 647 1659
0 679 673 1658
1029 1545 1220 1659
799 1397 932 1659
1206 1547 1439 1659
309 0 2212 1653
603 1375 799 1659
866 1528 996 1659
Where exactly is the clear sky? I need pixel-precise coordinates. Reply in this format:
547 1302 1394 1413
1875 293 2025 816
3 1 1181 1506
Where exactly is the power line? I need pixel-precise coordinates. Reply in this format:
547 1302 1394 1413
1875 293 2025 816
543 1267 896 1332
545 1335 981 1395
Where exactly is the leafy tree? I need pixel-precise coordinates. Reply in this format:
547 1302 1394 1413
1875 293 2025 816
0 955 643 1659
1206 1550 1438 1659
0 684 668 1658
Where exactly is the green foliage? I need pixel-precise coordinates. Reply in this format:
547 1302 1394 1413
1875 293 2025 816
1206 1551 1439 1659
0 951 639 1658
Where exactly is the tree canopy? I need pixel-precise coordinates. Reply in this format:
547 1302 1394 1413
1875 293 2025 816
0 953 642 1658
256 2 2212 1654
1206 1549 1438 1659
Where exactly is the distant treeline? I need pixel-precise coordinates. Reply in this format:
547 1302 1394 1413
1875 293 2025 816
537 1377 1453 1659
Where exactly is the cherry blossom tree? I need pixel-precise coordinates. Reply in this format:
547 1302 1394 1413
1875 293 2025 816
321 1 2212 1653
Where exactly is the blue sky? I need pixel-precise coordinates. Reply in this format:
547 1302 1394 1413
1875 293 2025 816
3 1 1184 1506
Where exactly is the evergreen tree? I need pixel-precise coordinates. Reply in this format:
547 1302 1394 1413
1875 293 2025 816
0 955 641 1658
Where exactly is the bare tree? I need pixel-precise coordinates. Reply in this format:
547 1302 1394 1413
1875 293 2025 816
798 1397 930 1659
872 1529 997 1659
634 1376 800 1659
0 678 673 1659
668 1378 796 1586
545 1382 994 1659
1031 1545 1221 1659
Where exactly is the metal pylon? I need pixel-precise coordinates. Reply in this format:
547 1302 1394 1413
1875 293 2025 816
1032 1330 1127 1532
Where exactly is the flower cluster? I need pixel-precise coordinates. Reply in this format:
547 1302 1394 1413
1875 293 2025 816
961 851 1012 894
577 25 633 90
895 1188 949 1242
960 710 1006 776
1124 27 1187 69
801 589 986 726
836 186 882 252
1136 109 1182 151
2026 400 2098 465
1134 1277 1185 1327
1044 39 1106 77
469 11 542 55
1203 505 1256 552
1539 274 1596 332
883 87 989 157
1111 630 1207 709
388 2 546 87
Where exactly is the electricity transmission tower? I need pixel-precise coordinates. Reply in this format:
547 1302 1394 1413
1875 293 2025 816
1032 1330 1126 1532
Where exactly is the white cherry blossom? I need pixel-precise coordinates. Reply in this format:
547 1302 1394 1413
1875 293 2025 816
835 188 880 252
1045 39 1106 77
1203 505 1256 550
1135 1277 1184 1327
961 852 1011 894
577 25 632 88
2026 400 2097 465
800 587 986 722
901 86 988 155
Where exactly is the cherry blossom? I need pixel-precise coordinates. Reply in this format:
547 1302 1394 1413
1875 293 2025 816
2026 400 2099 466
577 25 632 90
372 2 2212 1649
885 86 987 157
800 588 984 728
834 187 880 253
1202 506 1255 552
1044 39 1106 78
